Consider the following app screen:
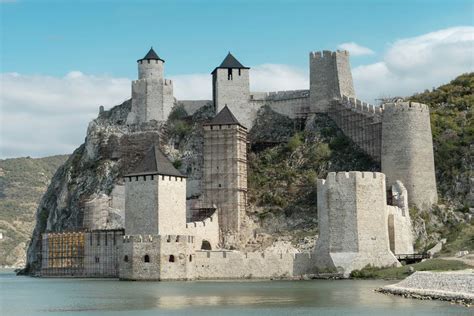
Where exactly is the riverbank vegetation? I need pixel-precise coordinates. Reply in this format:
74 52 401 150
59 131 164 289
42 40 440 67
350 259 472 280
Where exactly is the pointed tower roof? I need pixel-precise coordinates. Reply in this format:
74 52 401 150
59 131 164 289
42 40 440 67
125 145 184 177
211 52 249 74
137 47 165 63
205 106 245 128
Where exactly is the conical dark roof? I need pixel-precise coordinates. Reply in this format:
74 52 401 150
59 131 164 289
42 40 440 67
137 47 164 63
126 145 184 177
206 105 243 127
211 52 249 74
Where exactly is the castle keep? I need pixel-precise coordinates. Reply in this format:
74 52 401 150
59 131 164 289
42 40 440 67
39 46 438 279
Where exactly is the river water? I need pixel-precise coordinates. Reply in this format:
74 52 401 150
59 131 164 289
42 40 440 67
0 270 469 315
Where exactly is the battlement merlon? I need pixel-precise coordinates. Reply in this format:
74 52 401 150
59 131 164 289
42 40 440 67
317 171 385 188
309 50 350 59
186 211 218 228
123 234 195 243
339 95 383 116
382 101 430 113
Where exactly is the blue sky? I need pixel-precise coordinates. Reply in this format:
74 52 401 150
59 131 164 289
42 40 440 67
1 0 473 158
2 0 473 77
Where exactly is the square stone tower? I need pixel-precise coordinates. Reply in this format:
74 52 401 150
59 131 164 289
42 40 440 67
309 50 355 113
124 145 186 235
212 53 251 127
126 48 174 124
202 106 248 235
314 172 399 276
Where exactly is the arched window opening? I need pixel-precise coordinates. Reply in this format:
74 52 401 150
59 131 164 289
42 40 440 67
124 255 129 262
144 254 150 263
189 255 192 262
169 255 175 263
201 240 212 250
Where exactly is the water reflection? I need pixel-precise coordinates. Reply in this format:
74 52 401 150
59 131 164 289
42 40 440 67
0 271 469 316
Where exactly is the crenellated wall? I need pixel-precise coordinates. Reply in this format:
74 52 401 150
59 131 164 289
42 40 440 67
309 50 355 113
185 211 219 251
249 90 310 119
194 250 296 279
120 234 195 281
328 95 382 162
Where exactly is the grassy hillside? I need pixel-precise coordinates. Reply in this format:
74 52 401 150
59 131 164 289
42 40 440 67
0 155 68 267
408 73 473 254
410 72 473 207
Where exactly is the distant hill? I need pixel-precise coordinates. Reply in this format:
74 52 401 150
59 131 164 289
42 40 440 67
0 155 68 267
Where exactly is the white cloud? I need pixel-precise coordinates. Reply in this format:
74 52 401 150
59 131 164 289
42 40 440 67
0 72 130 158
354 26 474 103
170 74 211 100
250 64 308 92
337 42 375 56
2 26 472 158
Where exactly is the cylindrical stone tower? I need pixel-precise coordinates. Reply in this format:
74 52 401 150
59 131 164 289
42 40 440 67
137 47 164 80
381 102 438 210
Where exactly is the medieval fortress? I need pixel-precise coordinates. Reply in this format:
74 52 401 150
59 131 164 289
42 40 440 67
39 47 438 279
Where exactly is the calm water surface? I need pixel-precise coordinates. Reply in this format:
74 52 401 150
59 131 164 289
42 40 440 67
0 269 470 315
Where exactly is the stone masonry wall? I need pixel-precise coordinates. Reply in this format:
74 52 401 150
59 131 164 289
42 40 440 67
381 102 438 210
314 172 399 276
186 211 219 250
120 234 195 281
309 50 355 113
124 175 159 235
83 230 123 277
193 250 295 279
124 175 186 236
249 90 310 119
328 96 382 162
213 68 251 127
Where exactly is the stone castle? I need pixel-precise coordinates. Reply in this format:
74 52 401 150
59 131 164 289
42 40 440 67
39 47 437 279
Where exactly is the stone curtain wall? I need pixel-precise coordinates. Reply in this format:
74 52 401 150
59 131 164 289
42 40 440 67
40 230 123 277
193 250 295 279
83 230 123 277
249 90 310 119
120 234 195 281
185 211 219 250
328 96 382 163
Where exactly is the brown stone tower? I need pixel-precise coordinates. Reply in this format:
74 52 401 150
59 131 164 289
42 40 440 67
203 106 248 236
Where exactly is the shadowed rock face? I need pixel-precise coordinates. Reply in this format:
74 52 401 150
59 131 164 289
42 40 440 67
22 99 167 275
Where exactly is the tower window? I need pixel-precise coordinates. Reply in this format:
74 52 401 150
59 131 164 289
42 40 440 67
124 255 129 262
238 69 241 76
189 255 192 262
228 68 233 80
169 255 175 262
144 255 150 263
95 257 100 263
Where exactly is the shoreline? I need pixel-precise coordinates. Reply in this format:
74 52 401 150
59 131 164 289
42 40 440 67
377 270 473 307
